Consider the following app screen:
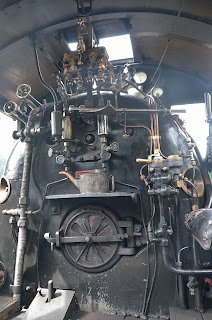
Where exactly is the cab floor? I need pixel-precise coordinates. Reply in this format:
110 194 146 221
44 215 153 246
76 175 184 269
8 306 212 320
169 307 212 320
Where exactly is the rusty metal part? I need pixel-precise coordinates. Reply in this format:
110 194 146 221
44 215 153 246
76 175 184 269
78 171 109 193
60 170 109 193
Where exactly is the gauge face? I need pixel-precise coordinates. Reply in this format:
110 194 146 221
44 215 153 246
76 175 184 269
152 87 164 97
133 72 147 84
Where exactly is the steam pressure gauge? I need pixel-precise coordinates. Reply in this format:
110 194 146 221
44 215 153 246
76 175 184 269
3 101 17 115
133 72 147 84
152 87 163 98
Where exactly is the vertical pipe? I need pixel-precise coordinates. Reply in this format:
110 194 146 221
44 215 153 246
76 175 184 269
159 196 168 225
17 120 22 132
20 142 33 200
13 141 33 303
192 238 205 313
33 45 58 111
86 80 93 107
13 227 27 302
204 93 212 121
175 193 188 309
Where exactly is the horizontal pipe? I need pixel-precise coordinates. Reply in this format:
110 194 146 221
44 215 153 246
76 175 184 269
162 246 212 275
24 97 41 109
69 106 170 113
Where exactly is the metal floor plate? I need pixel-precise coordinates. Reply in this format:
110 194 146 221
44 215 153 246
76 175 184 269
169 307 212 320
10 312 25 320
71 311 156 319
10 307 212 320
11 310 159 320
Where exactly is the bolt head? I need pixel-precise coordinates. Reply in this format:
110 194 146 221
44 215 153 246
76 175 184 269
56 155 65 164
85 236 91 242
77 156 84 162
136 240 142 246
110 142 119 152
85 134 95 144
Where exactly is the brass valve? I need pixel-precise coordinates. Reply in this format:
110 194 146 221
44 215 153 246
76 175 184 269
136 149 162 164
136 158 152 164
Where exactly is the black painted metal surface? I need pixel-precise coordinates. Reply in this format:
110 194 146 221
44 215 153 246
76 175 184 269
0 2 212 319
0 93 204 317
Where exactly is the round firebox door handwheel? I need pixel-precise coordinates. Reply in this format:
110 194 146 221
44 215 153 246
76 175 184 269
61 206 123 272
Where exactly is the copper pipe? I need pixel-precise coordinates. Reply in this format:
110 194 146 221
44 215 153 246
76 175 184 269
59 171 79 189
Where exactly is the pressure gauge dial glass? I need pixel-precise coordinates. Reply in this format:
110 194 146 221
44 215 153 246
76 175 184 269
133 72 147 84
152 87 163 97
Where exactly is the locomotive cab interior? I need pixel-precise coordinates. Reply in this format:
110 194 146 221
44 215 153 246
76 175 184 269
1 1 212 320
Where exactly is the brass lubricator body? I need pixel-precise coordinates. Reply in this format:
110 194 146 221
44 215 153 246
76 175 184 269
63 18 111 87
63 47 109 75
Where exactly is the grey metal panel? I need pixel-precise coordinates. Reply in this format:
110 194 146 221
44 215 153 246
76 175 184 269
22 289 75 320
169 307 205 320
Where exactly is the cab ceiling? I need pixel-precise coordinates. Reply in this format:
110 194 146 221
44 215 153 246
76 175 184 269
0 0 212 107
